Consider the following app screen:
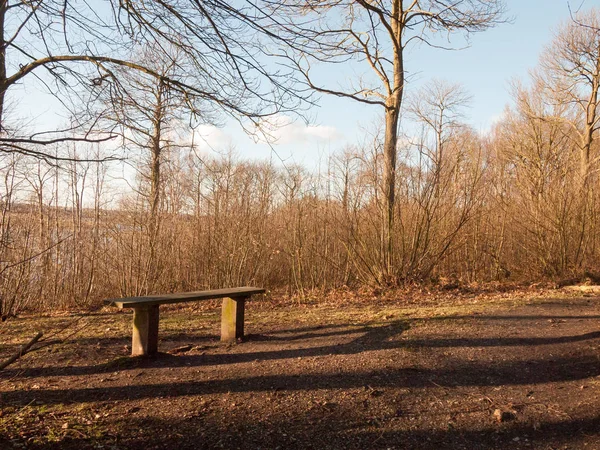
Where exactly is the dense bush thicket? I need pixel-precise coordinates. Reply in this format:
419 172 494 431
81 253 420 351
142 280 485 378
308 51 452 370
1 103 599 315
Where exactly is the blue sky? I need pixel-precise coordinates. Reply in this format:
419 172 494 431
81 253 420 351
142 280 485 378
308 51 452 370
13 0 596 171
197 0 593 168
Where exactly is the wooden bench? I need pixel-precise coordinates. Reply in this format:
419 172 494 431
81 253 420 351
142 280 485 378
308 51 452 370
104 287 265 356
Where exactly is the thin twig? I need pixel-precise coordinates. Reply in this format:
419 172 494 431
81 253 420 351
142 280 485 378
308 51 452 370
0 332 43 370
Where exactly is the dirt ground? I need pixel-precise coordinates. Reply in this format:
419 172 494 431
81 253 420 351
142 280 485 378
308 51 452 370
1 289 600 449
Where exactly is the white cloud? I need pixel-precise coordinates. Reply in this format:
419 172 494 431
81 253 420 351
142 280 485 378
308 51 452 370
258 114 343 145
189 124 233 151
304 125 341 140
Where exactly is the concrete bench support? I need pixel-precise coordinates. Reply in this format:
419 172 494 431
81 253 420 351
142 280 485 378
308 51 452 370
221 297 246 343
132 305 159 356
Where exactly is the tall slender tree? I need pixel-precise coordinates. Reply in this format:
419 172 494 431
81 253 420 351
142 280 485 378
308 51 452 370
264 0 506 284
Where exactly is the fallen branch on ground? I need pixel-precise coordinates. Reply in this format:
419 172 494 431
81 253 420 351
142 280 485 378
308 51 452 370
0 332 43 371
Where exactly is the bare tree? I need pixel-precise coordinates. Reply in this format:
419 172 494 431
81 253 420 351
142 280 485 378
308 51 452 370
265 0 506 284
526 8 600 273
0 0 305 161
538 7 600 188
97 48 193 293
401 80 477 279
407 80 472 199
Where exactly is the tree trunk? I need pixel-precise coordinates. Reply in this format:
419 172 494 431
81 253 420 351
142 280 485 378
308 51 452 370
381 106 399 283
0 0 7 131
146 82 165 293
380 0 404 285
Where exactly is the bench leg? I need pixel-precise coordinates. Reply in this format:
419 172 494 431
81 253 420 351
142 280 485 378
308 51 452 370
221 297 246 343
132 305 159 356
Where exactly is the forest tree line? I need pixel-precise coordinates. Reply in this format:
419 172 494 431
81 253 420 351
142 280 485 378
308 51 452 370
1 2 600 314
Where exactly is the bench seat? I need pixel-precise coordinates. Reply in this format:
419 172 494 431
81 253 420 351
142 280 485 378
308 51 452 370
105 286 265 356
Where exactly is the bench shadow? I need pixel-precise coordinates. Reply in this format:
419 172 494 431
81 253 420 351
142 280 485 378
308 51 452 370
0 322 402 378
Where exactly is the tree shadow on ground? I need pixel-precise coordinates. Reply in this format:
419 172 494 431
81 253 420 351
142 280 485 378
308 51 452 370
3 301 600 448
2 334 600 406
4 310 600 381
